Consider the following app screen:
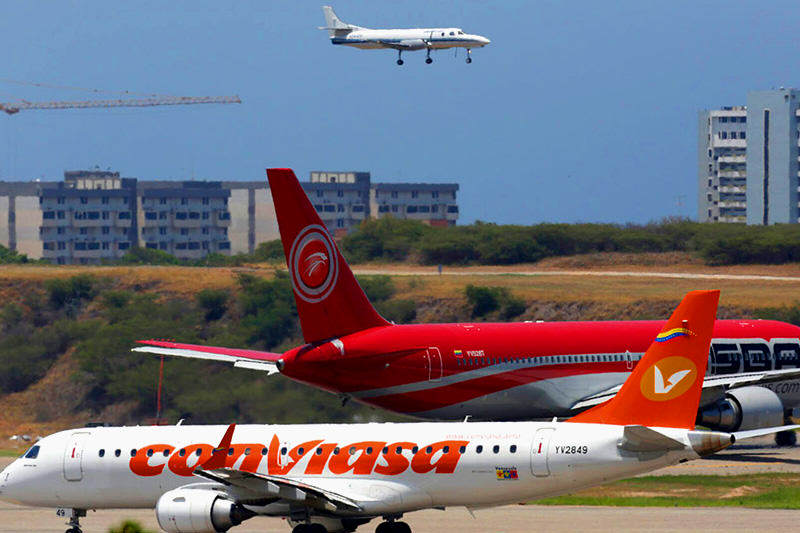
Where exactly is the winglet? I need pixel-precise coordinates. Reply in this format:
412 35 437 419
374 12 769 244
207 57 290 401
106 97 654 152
200 423 236 470
568 290 720 429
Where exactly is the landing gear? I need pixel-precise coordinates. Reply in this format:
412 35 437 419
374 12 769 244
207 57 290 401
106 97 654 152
64 508 85 533
466 49 473 64
376 520 412 533
776 429 797 447
396 51 404 66
425 49 433 64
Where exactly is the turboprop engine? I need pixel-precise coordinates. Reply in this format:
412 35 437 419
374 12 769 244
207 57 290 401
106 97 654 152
156 487 254 533
697 386 785 432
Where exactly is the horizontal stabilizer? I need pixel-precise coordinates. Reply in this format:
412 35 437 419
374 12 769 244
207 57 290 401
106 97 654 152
733 424 800 441
618 425 686 452
133 340 281 375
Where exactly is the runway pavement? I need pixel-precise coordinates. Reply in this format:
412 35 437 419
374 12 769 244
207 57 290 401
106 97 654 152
1 437 800 532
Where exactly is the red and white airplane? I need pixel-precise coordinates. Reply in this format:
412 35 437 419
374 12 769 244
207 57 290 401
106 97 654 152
135 169 800 443
4 290 795 533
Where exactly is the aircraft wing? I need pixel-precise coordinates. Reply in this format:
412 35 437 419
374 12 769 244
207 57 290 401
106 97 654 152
194 468 363 513
132 340 281 375
571 367 800 411
375 39 428 50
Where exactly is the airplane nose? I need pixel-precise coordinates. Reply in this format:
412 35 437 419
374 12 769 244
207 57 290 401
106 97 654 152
481 36 491 45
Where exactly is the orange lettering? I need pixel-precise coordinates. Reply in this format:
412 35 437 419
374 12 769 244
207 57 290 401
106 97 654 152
374 442 416 476
411 440 468 474
130 444 175 477
224 444 263 473
168 444 214 477
267 435 323 475
328 441 386 475
304 443 338 475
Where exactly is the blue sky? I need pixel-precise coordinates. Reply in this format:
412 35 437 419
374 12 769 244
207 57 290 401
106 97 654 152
1 1 798 224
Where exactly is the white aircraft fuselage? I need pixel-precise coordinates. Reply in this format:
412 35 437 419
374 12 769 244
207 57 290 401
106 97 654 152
332 28 490 51
0 421 728 531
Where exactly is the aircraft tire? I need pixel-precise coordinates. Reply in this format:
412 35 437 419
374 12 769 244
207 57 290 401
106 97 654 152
425 57 433 64
776 430 797 447
394 522 412 533
397 59 404 66
466 57 472 64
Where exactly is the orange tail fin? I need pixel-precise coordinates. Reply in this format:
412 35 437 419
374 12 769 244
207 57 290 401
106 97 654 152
267 168 390 344
568 289 720 429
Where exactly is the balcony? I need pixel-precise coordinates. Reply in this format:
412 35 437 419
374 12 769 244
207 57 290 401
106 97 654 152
719 186 746 193
718 216 746 223
718 201 746 208
718 155 746 163
718 170 746 178
712 139 746 148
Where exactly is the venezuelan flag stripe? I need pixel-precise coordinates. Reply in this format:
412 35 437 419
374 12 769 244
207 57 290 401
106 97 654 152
655 327 693 342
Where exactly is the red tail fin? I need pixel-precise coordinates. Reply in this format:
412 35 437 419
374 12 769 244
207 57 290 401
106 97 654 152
568 289 720 429
267 168 390 344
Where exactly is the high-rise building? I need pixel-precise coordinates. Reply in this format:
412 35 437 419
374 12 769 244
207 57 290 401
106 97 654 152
698 88 800 224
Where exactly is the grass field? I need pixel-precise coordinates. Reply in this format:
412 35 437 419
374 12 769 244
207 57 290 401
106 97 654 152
534 474 800 509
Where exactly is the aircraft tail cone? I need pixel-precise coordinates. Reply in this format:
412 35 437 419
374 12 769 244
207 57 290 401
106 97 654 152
688 430 734 457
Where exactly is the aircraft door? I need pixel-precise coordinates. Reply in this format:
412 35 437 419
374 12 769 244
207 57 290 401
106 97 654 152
426 347 443 381
625 350 633 370
63 432 90 481
531 428 554 477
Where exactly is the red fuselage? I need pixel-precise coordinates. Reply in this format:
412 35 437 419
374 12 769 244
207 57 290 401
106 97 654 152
280 319 800 420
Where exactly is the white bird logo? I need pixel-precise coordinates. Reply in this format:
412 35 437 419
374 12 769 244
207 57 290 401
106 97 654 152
304 251 328 278
653 365 692 394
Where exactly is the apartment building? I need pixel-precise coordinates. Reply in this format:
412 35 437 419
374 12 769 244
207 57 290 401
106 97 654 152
698 88 800 224
371 183 459 227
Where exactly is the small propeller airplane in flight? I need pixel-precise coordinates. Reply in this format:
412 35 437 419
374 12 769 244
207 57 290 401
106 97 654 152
3 290 797 533
135 168 800 446
320 6 490 65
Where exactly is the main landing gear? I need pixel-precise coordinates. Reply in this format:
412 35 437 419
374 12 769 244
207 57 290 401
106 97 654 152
776 428 797 447
396 50 404 66
425 48 433 64
465 49 473 64
376 519 412 533
64 508 86 533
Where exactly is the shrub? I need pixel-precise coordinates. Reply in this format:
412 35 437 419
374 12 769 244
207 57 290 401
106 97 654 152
196 289 229 321
45 275 97 310
254 240 285 261
377 299 417 323
465 285 503 317
109 519 155 533
356 275 395 303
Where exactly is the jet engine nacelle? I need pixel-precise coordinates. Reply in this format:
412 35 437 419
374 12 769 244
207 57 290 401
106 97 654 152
697 386 785 432
156 488 253 533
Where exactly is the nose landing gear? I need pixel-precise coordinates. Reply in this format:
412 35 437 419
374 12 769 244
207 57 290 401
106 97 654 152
64 508 85 533
466 49 473 64
376 518 412 533
425 48 433 64
396 50 404 66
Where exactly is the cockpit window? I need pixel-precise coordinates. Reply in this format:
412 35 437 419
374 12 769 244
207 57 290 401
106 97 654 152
23 445 40 459
458 31 464 35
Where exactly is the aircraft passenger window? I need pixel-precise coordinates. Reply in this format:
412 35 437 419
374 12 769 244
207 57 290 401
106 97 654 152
316 448 323 455
244 448 251 455
163 449 169 457
450 31 454 35
349 447 357 456
281 447 287 455
298 448 305 455
476 445 483 454
195 449 202 456
459 446 466 453
23 445 40 459
130 449 136 457
366 447 373 455
333 447 340 455
493 445 500 454
146 449 154 457
510 445 517 453
262 447 268 456
382 447 389 455
228 448 234 456
99 449 105 457
395 446 402 454
178 449 186 457
412 446 419 454
115 449 121 457
426 446 433 453
443 446 449 453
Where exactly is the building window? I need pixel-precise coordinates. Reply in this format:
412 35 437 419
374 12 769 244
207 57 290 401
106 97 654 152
118 212 131 219
181 198 188 205
188 242 200 250
57 197 65 205
324 205 335 212
202 228 209 235
175 212 187 220
202 197 209 205
57 211 65 219
160 198 167 205
391 205 399 213
352 205 365 212
189 212 200 220
202 212 209 219
378 205 390 213
202 241 209 249
57 242 66 250
432 191 439 199
79 228 88 235
145 212 157 220
337 219 344 228
159 227 167 235
741 131 746 139
337 190 343 198
419 205 430 213
432 205 439 213
74 242 87 250
102 196 109 204
412 191 418 199
102 226 110 234
80 197 88 204
218 242 230 250
159 212 167 220
57 227 65 234
176 242 187 250
407 205 418 213
447 205 459 213
219 212 230 220
87 242 100 250
159 242 168 250
337 204 344 212
316 190 323 198
43 211 55 219
180 228 189 236
102 211 109 220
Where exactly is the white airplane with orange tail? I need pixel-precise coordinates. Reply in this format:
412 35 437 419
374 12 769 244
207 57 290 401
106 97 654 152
1 290 796 533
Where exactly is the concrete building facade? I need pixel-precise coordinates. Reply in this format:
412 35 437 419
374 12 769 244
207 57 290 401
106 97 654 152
0 168 459 262
698 88 800 224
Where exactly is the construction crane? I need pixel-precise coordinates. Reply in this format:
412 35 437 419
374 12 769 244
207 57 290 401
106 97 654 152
0 94 241 115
